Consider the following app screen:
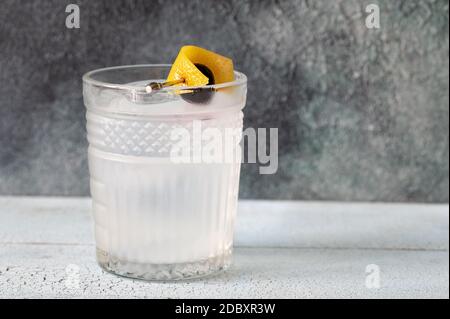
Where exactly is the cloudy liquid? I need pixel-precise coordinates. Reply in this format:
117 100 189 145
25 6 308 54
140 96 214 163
86 83 243 264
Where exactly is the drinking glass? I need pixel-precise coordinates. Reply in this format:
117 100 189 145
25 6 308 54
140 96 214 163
82 65 247 280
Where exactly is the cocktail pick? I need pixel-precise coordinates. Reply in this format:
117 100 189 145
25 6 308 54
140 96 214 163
145 79 185 93
145 72 214 104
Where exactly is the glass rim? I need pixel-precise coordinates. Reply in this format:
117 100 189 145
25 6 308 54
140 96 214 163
82 64 247 92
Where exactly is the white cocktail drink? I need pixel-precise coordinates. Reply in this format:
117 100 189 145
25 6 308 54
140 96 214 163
83 66 247 280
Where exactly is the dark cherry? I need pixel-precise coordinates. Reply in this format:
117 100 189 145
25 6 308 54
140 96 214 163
181 63 215 104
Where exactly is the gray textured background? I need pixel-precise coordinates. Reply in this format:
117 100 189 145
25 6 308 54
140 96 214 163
0 0 448 202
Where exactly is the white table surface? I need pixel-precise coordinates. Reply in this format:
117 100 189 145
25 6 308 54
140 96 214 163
0 196 448 299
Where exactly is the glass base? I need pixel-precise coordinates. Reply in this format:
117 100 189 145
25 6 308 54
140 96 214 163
96 248 232 281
